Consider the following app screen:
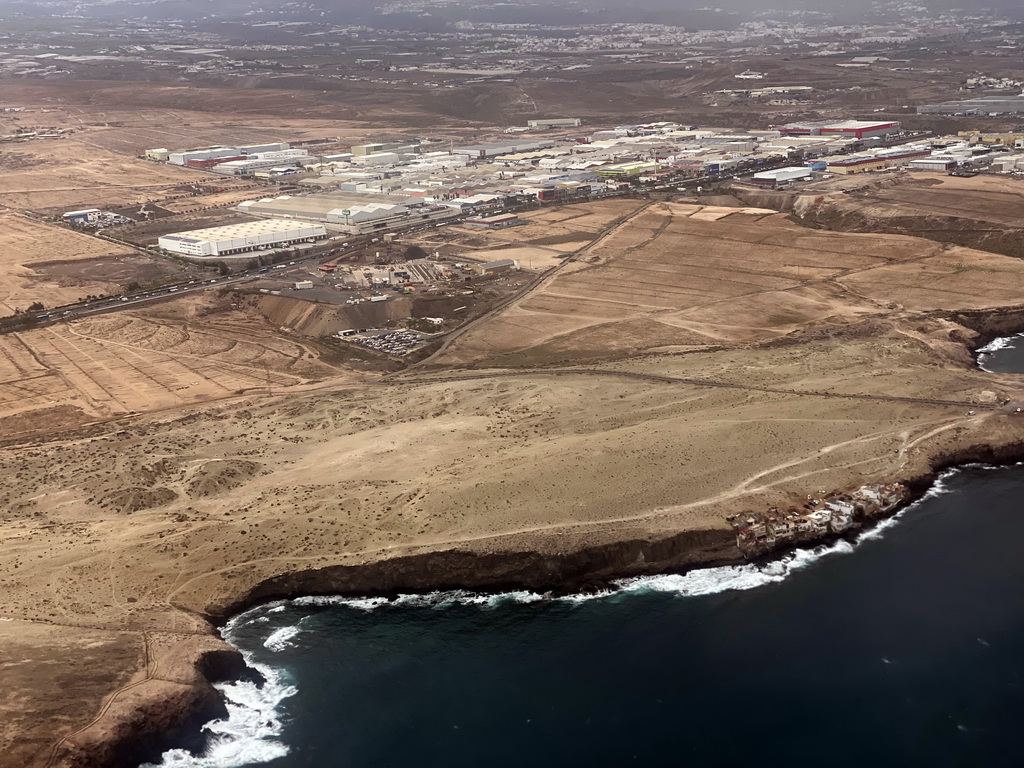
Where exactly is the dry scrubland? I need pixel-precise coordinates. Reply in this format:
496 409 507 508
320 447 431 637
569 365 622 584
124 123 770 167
4 194 1024 765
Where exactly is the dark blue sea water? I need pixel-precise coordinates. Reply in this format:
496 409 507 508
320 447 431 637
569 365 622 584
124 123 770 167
978 334 1024 374
149 463 1024 768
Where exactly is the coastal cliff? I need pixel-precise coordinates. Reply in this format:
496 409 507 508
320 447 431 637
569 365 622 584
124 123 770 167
52 436 1024 768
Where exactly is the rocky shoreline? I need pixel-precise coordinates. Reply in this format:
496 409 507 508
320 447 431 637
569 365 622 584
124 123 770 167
33 306 1024 768
76 435 1024 768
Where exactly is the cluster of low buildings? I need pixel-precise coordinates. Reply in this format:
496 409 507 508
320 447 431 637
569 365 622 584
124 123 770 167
748 125 1024 186
0 125 72 143
147 120 912 206
144 142 318 177
147 113 1024 257
730 483 909 556
60 208 133 227
918 92 1024 116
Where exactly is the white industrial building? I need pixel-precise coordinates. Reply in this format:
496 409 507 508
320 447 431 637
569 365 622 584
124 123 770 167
453 139 556 159
158 219 327 258
237 142 290 154
751 166 813 185
212 155 316 175
527 118 581 129
250 148 310 161
907 157 958 172
351 151 402 167
236 192 459 235
153 142 294 166
168 147 242 166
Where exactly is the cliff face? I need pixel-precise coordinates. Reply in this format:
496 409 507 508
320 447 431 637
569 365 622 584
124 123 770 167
43 636 245 768
213 527 742 620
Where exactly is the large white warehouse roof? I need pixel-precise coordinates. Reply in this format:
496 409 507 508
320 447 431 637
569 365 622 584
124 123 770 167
158 219 327 258
161 219 317 242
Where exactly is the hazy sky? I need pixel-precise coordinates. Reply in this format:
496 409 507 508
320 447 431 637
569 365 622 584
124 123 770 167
0 0 1020 24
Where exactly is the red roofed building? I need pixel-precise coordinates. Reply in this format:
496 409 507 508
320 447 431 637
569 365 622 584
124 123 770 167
773 120 901 140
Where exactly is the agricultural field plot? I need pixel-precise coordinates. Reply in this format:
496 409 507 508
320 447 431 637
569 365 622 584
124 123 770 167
853 174 1024 227
462 246 574 271
492 199 648 241
436 201 1024 367
411 199 649 270
0 214 140 312
0 310 346 438
839 247 1024 311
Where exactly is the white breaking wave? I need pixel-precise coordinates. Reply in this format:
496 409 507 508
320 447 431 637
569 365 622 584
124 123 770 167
977 335 1018 354
141 658 297 768
976 334 1021 371
263 625 300 652
291 589 547 611
286 470 966 610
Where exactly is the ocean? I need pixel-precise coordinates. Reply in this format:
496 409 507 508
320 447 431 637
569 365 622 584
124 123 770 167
977 333 1024 374
146 343 1024 768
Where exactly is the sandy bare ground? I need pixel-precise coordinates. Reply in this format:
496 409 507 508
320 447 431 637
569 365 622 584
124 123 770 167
0 139 211 212
0 214 139 312
409 199 647 269
4 190 1024 766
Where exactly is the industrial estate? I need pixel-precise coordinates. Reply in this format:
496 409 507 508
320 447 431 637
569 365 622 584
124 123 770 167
20 113 1023 365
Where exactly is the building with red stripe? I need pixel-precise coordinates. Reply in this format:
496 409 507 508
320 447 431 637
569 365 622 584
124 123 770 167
773 120 901 140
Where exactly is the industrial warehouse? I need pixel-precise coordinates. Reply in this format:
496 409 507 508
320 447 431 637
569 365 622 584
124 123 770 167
236 192 460 235
157 219 328 258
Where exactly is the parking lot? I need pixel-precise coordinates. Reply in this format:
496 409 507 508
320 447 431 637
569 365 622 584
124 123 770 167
339 328 432 356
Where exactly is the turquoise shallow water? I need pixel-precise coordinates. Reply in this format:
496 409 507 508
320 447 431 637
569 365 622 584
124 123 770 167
149 463 1024 768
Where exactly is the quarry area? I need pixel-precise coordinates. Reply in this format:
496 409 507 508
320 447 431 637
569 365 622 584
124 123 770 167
5 8 1024 762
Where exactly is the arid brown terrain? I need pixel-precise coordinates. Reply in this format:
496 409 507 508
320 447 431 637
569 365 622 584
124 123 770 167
4 75 1024 767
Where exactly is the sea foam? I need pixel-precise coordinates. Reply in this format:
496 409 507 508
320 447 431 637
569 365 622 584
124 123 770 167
262 625 300 652
977 335 1018 354
141 656 296 768
976 334 1021 372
